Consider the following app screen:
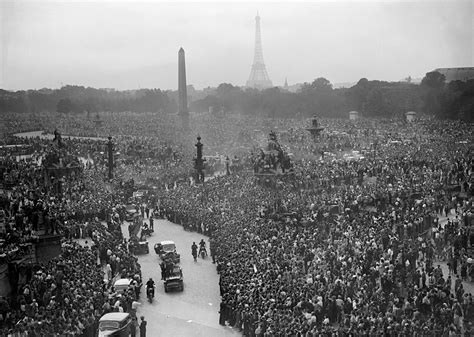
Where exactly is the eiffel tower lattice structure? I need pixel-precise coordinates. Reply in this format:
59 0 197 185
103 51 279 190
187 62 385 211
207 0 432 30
246 13 273 90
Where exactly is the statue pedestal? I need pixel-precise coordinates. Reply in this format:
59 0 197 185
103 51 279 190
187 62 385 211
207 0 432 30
306 127 325 137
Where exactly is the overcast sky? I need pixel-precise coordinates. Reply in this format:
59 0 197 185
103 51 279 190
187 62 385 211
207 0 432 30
1 0 472 91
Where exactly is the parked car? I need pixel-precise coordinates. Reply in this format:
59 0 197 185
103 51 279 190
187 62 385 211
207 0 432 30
98 312 132 337
164 265 184 292
113 279 132 293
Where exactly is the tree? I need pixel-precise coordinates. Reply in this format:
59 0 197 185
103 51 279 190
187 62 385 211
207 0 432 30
215 83 244 112
365 88 385 116
420 71 446 117
421 71 446 89
190 95 221 113
216 83 237 97
345 78 371 112
310 77 333 92
440 79 474 120
56 98 74 113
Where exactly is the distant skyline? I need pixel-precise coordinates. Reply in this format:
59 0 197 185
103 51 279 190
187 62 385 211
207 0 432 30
1 0 472 91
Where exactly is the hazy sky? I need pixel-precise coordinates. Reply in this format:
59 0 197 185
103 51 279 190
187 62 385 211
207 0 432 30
1 0 472 91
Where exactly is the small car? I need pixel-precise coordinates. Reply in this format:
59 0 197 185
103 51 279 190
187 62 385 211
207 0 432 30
164 265 184 292
98 312 132 337
124 204 137 222
154 240 180 263
130 240 149 255
113 279 132 293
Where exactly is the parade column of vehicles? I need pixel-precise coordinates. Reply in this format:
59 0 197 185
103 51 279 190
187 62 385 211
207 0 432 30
98 222 186 334
111 239 183 294
155 240 184 292
125 204 150 255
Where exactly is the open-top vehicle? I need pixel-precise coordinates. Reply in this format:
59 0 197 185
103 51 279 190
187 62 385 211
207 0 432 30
130 239 149 255
124 204 137 222
154 240 180 263
164 265 184 292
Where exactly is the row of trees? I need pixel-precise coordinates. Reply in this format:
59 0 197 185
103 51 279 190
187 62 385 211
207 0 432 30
191 73 473 120
420 72 474 120
190 78 423 119
0 86 176 114
0 72 472 120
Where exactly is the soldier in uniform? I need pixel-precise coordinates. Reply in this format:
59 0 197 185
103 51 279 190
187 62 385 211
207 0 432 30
209 238 217 264
139 316 147 337
159 261 165 280
165 259 174 278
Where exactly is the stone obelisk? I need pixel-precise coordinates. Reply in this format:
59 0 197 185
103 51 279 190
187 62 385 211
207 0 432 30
178 47 188 115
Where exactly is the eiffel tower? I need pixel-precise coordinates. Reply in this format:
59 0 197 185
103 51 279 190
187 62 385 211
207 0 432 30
246 13 273 89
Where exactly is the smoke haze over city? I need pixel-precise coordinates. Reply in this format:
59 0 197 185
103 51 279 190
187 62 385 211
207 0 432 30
1 0 472 90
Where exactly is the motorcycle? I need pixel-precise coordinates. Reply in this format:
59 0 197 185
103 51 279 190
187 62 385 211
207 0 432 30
141 225 153 237
199 247 207 259
147 286 155 303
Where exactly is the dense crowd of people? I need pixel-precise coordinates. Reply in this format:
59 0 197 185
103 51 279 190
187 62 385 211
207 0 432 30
0 135 143 336
0 111 473 336
154 118 473 335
